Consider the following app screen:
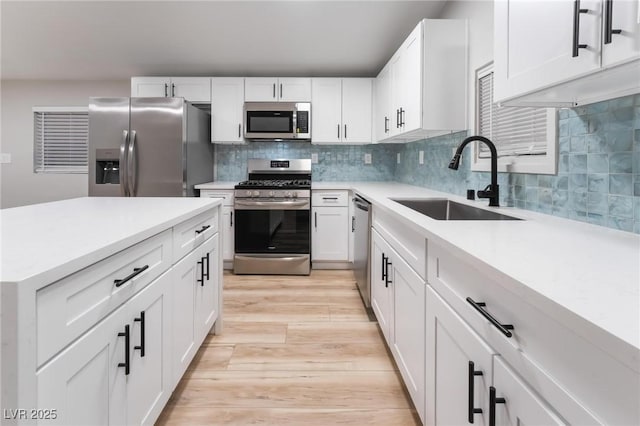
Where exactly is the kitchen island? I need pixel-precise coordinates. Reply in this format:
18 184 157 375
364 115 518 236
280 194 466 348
1 196 223 425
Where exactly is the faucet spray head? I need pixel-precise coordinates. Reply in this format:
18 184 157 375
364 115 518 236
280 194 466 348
448 153 461 170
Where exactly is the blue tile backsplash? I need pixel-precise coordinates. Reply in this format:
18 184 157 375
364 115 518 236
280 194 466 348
214 94 639 234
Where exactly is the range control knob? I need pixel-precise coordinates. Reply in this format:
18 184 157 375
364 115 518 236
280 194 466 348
252 191 260 197
268 191 275 197
284 191 292 198
292 192 298 198
245 190 252 197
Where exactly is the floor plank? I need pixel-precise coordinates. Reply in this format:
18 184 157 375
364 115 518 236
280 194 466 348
157 270 420 425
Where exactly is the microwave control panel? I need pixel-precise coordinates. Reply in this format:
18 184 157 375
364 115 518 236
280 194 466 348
296 111 309 134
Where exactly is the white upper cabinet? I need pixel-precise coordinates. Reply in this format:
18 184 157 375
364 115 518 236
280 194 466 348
211 77 245 144
494 0 640 106
311 78 342 143
374 19 468 143
311 78 372 144
131 77 211 102
245 77 311 102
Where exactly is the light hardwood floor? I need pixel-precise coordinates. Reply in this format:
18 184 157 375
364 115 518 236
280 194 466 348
157 270 420 425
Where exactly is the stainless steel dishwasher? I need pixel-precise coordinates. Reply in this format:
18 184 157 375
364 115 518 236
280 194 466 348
353 195 372 310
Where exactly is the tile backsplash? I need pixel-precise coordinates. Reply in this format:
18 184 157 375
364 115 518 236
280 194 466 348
214 94 639 233
215 142 396 182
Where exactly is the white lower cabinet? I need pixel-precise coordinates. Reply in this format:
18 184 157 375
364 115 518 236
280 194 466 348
311 190 350 263
425 285 496 426
37 269 171 426
370 227 425 422
312 206 349 261
172 232 220 385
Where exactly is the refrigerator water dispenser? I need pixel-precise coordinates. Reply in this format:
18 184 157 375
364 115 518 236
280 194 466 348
95 148 119 184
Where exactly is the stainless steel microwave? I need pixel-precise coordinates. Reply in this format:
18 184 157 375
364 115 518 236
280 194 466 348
243 102 311 140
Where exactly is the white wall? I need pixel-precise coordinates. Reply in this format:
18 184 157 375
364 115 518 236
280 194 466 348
439 0 494 132
0 80 129 208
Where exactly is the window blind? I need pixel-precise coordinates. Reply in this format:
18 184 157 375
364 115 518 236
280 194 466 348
34 110 88 173
477 71 549 158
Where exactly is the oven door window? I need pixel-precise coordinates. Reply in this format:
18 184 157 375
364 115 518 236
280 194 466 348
235 209 310 253
246 111 293 133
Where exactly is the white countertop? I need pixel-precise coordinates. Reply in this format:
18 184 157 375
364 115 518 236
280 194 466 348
0 197 222 288
316 182 640 366
195 181 237 190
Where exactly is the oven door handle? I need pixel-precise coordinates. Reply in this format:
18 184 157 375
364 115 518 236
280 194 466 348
234 199 310 209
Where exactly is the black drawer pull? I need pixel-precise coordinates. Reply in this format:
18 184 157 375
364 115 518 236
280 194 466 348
117 324 130 375
322 197 339 200
134 311 146 357
385 260 392 287
197 258 204 286
195 224 211 234
489 386 506 426
468 361 483 423
114 265 149 287
466 297 514 338
204 252 210 281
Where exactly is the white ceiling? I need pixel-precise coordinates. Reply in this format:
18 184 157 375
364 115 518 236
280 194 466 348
1 0 448 80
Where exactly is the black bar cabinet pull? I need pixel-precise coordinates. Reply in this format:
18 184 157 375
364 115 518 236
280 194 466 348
466 297 514 338
396 109 401 128
118 324 130 375
384 116 389 133
572 0 589 57
344 124 347 139
351 216 355 232
230 211 233 227
114 265 149 287
468 361 484 423
197 258 204 286
337 124 340 139
314 212 317 229
489 386 506 426
171 83 175 97
604 0 622 44
238 124 241 138
280 83 283 98
134 311 146 357
164 83 168 97
204 252 210 281
195 224 211 234
381 253 387 281
323 197 338 200
273 83 276 98
385 259 393 287
399 108 405 126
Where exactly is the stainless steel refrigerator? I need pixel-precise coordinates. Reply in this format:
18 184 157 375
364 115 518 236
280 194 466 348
88 97 213 197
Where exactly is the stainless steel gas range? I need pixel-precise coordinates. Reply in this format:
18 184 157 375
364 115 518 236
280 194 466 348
233 159 312 275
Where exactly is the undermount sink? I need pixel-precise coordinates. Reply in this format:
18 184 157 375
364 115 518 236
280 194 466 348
391 198 522 221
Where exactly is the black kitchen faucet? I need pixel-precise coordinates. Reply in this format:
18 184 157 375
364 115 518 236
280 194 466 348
448 135 500 207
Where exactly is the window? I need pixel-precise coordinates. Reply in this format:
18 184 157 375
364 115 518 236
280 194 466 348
33 107 88 174
472 63 557 174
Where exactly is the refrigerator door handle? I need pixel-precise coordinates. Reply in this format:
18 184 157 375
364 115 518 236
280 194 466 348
119 130 129 196
127 130 137 197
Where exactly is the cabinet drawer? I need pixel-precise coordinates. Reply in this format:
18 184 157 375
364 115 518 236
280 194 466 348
173 207 219 262
312 190 349 207
428 242 628 425
372 206 426 279
200 190 234 206
36 230 172 367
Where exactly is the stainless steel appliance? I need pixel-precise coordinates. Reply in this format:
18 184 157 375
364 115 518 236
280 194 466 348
88 97 213 197
243 102 311 140
353 195 372 308
234 159 312 275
